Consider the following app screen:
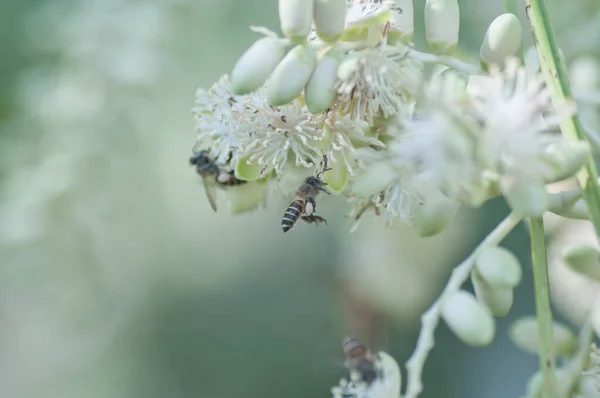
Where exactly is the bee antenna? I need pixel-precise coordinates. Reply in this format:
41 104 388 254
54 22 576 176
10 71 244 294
191 141 202 154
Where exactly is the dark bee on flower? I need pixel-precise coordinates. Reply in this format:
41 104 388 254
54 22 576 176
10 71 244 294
189 149 246 212
342 335 382 385
281 156 331 233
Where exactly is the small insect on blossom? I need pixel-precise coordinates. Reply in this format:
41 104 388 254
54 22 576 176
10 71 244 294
331 335 401 398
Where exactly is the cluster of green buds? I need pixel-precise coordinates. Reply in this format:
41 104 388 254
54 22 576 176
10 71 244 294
440 245 522 347
191 0 590 235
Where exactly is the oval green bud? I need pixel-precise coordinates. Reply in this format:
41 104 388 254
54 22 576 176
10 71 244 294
539 140 590 183
231 37 287 95
475 245 522 288
424 0 460 55
313 0 346 43
526 368 574 398
501 176 548 218
305 47 342 114
322 150 349 194
279 0 314 43
388 0 414 44
267 44 317 106
414 189 460 237
234 154 273 181
226 181 267 214
471 269 513 317
352 162 397 197
480 13 522 66
441 290 495 347
562 243 600 281
509 316 577 357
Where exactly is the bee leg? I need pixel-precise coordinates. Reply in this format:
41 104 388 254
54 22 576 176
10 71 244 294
301 214 328 226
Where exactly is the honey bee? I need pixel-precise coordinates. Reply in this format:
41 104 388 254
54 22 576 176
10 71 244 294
189 149 246 212
342 335 381 385
281 156 331 233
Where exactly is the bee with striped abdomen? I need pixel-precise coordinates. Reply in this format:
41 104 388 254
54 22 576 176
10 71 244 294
281 156 331 233
342 335 382 385
189 149 246 212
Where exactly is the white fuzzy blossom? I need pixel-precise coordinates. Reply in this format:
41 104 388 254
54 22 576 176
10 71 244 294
335 43 421 124
467 58 576 182
331 351 401 398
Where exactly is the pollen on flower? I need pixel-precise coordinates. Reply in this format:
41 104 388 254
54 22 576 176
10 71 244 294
235 89 326 176
468 57 576 179
335 43 420 124
322 110 384 176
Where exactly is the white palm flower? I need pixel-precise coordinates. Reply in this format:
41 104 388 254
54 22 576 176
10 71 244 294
331 351 401 398
335 42 421 125
235 88 325 177
191 75 242 165
467 57 577 182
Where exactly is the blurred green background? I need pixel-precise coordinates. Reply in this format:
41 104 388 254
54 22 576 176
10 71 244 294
0 0 598 397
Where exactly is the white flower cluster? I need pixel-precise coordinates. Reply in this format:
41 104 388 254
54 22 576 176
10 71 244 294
191 0 588 235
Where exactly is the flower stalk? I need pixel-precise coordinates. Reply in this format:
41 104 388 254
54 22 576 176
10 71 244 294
529 217 558 398
403 211 522 398
525 0 600 239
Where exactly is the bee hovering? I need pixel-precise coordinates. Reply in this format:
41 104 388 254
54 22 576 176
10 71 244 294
281 156 331 233
189 149 246 212
342 335 382 385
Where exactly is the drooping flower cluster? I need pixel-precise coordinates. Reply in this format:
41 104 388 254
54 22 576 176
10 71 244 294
190 0 589 235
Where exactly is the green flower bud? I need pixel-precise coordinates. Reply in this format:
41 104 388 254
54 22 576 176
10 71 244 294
226 182 267 214
267 44 317 106
279 0 314 43
526 368 574 398
313 0 346 43
480 13 522 66
234 154 273 181
547 188 582 216
471 269 513 317
475 245 522 288
414 189 460 237
322 144 349 194
501 176 548 218
388 0 414 44
305 47 342 114
562 243 600 281
231 36 287 95
441 290 495 347
539 140 590 183
424 0 460 55
352 162 397 197
340 7 392 43
509 316 577 357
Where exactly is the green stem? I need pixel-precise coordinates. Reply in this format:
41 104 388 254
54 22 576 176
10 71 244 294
529 217 558 398
524 0 600 239
403 211 522 398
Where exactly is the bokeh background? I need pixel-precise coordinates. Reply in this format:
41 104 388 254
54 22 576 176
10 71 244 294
0 0 599 397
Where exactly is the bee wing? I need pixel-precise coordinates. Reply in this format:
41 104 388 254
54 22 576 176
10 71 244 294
202 177 218 212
